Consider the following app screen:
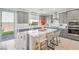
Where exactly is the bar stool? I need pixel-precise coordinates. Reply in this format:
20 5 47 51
39 34 48 50
34 34 48 50
50 30 60 46
46 32 55 50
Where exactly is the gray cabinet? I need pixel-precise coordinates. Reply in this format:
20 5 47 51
17 11 28 24
60 29 79 41
67 9 79 20
59 9 79 23
59 12 67 23
60 29 68 37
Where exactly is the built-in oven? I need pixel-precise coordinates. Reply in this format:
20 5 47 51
68 22 79 25
68 22 79 35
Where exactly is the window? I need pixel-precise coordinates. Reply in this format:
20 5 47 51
1 11 15 41
2 11 14 32
0 11 1 40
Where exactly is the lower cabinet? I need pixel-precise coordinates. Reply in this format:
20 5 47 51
67 33 79 41
60 29 79 41
60 29 68 37
16 32 27 50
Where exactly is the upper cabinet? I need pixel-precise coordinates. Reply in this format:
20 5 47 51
67 9 79 21
17 11 29 24
59 12 67 23
59 9 79 23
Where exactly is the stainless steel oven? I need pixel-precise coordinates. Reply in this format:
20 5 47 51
68 22 79 35
69 22 79 25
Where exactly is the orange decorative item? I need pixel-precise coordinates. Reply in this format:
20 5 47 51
40 19 47 25
39 19 47 31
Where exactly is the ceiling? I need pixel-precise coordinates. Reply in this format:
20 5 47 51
8 8 77 15
25 8 76 15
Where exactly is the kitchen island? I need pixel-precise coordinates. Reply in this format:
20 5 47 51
27 29 57 50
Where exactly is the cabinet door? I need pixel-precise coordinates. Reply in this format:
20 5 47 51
17 33 24 49
59 12 67 23
60 29 68 37
17 32 27 50
67 11 73 20
73 10 79 20
22 33 27 50
24 12 28 23
67 9 79 20
17 11 24 23
17 11 28 24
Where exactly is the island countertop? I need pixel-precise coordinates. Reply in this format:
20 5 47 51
27 29 57 37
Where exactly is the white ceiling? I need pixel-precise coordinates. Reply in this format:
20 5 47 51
25 8 76 15
8 8 77 15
